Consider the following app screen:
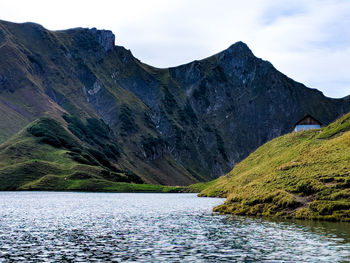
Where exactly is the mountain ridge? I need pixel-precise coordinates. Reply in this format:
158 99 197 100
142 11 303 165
0 19 349 187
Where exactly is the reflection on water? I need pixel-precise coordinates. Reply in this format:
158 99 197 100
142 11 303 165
266 217 350 243
0 192 349 262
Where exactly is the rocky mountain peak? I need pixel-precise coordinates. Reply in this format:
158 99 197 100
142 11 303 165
228 41 251 51
218 41 254 61
89 28 115 52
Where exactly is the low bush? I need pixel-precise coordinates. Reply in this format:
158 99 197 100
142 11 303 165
28 117 77 149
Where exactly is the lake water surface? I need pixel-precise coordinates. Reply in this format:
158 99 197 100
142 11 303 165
0 192 349 262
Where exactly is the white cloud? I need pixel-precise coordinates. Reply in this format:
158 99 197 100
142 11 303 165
1 0 349 98
251 0 350 98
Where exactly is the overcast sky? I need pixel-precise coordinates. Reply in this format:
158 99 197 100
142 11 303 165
1 0 349 98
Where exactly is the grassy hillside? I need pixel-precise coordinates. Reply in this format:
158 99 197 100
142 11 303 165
0 117 180 192
200 112 350 221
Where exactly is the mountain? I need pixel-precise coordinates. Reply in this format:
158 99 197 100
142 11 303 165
199 112 350 221
0 20 349 188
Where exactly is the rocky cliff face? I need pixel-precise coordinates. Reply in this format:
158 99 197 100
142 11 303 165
0 20 349 185
89 28 115 52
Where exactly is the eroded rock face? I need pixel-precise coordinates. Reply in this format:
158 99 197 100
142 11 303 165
90 28 115 52
0 75 8 90
0 29 5 45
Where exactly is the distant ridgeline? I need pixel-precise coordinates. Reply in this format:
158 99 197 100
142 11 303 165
0 19 349 187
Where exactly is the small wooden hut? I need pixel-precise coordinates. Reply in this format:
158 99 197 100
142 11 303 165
294 114 322 132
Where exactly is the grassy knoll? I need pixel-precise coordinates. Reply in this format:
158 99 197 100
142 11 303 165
182 180 219 193
200 112 350 221
0 118 180 193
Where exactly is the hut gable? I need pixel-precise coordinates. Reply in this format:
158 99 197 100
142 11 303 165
294 114 322 132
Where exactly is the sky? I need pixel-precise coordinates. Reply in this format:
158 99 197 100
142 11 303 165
1 0 349 98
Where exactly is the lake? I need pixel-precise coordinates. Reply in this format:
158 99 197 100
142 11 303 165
0 192 349 262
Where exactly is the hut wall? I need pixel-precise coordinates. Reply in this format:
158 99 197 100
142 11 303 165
294 124 320 132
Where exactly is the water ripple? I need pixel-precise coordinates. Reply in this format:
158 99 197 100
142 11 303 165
0 192 349 262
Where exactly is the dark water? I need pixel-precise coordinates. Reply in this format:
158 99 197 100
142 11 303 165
0 192 349 262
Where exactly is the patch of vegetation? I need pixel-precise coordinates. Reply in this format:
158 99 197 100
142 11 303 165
63 115 111 142
63 114 120 161
173 125 185 150
200 112 350 221
162 86 178 115
0 121 150 190
192 80 210 108
19 176 179 193
63 114 91 142
123 170 144 184
28 117 77 149
141 134 167 159
87 147 111 168
99 170 133 183
317 113 350 139
119 104 138 135
102 182 181 193
0 160 65 190
178 103 197 125
0 116 146 191
215 130 228 161
27 54 44 73
67 151 96 166
73 30 100 52
68 172 94 180
183 180 218 193
29 117 102 169
103 143 121 159
86 118 110 139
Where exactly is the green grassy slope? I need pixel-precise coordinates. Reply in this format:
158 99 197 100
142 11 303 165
0 117 180 192
200 112 350 221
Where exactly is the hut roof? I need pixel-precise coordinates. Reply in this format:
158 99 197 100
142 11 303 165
294 114 322 127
